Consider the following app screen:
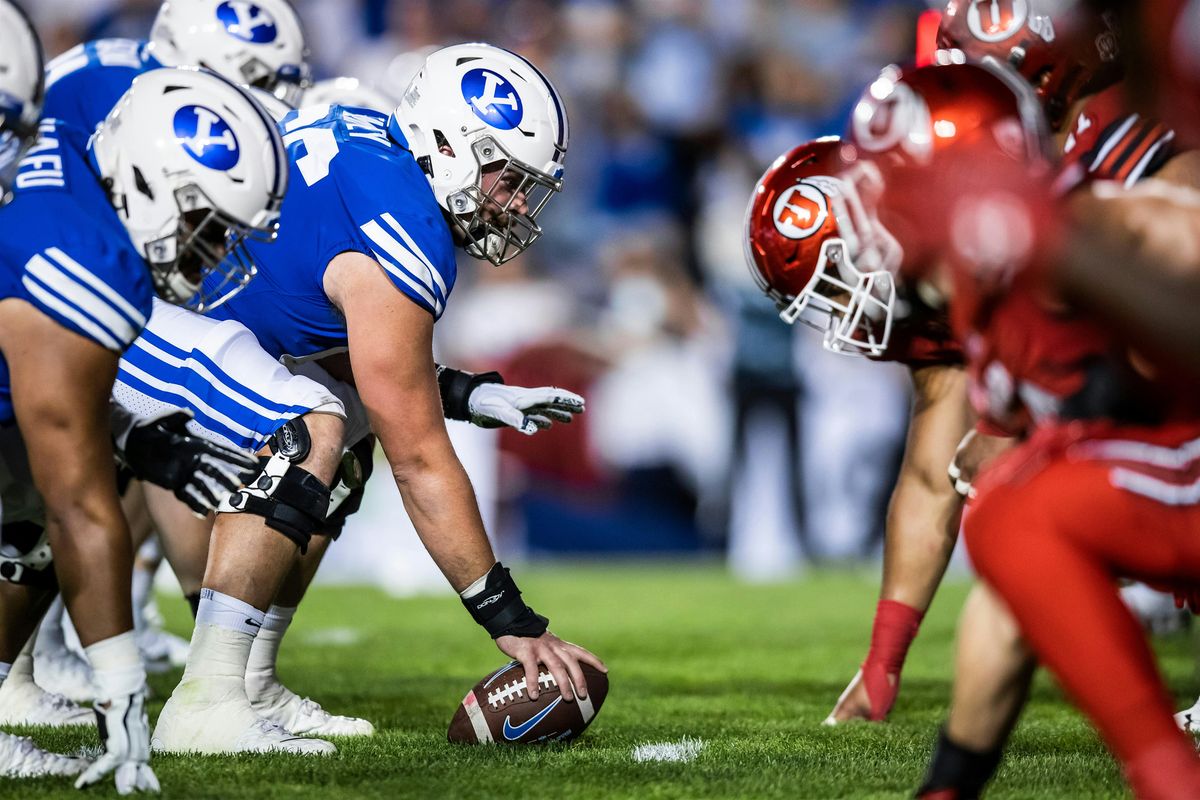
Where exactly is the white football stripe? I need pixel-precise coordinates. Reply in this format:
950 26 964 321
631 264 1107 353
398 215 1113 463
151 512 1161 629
21 275 122 351
25 254 138 346
380 212 447 297
360 220 442 313
45 247 147 327
463 691 493 743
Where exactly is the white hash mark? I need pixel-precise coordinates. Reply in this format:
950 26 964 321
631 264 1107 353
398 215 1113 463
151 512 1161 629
631 737 706 763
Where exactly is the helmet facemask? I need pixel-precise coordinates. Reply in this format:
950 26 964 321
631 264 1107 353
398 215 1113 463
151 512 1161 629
446 136 562 266
238 60 308 107
142 183 274 312
779 165 902 357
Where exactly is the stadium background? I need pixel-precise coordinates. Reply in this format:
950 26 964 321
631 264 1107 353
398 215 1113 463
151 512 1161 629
32 0 936 591
15 4 1200 798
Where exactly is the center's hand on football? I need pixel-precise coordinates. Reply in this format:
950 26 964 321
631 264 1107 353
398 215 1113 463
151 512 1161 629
468 384 584 436
496 632 606 702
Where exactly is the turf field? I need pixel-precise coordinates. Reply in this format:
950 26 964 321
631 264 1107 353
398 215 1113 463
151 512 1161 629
4 564 1196 798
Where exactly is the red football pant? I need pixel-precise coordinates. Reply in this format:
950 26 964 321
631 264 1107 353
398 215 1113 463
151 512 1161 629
965 453 1200 800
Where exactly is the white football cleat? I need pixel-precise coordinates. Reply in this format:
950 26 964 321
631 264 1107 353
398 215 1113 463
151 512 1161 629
251 683 375 737
0 670 92 727
152 676 336 755
32 643 97 703
1176 697 1200 734
0 732 88 778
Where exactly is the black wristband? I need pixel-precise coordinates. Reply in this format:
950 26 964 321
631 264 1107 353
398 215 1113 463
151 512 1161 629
436 366 504 421
461 562 549 639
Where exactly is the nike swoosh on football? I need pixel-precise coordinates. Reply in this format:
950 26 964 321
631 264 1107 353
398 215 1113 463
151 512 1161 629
502 696 563 741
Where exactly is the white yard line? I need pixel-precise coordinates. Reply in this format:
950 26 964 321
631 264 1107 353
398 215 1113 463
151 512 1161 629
631 737 706 763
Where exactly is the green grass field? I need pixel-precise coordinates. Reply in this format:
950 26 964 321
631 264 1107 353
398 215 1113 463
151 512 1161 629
3 564 1196 798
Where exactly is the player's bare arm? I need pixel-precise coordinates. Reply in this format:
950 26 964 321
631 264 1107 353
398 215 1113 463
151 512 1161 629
828 362 972 724
0 298 133 646
325 250 606 700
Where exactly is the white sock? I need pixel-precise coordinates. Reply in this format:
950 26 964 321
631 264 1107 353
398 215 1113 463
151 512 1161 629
8 631 35 684
84 631 145 701
131 566 155 632
195 588 265 636
246 606 295 703
36 597 66 651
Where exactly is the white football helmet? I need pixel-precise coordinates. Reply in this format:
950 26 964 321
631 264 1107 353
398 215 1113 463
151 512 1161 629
149 0 310 105
303 77 395 114
90 67 288 311
0 0 43 206
245 84 294 123
390 43 569 265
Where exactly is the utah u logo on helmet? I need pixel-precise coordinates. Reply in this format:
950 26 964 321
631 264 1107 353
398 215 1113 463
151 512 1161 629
173 105 240 170
216 1 278 44
773 183 829 240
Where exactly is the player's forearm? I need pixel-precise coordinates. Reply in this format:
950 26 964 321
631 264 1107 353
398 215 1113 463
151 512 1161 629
879 467 963 612
390 450 496 592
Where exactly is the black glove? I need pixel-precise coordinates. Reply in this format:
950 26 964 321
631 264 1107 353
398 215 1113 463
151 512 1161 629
117 409 259 515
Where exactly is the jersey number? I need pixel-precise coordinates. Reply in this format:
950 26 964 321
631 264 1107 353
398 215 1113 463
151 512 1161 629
282 105 340 187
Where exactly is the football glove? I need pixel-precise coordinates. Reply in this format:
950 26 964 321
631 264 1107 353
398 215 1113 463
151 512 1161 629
115 407 259 515
468 384 585 436
75 690 159 795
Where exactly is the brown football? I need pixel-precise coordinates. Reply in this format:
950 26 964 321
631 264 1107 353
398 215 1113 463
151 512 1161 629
448 660 608 744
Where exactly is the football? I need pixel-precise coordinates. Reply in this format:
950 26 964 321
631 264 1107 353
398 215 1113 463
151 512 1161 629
448 660 608 744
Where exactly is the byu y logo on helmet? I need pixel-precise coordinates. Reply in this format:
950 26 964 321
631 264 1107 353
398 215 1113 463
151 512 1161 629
461 68 523 130
215 1 278 44
174 105 240 170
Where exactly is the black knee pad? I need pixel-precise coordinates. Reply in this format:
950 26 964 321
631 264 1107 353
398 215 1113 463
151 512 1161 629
221 454 332 553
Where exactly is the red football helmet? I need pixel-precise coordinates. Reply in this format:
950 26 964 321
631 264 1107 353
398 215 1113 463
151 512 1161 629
936 0 1123 130
744 137 901 357
847 61 1051 283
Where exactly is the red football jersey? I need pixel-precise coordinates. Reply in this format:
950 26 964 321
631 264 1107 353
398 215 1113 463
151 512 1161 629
959 84 1188 438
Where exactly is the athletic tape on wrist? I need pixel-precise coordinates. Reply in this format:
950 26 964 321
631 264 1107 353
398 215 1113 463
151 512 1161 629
436 366 504 421
461 562 549 639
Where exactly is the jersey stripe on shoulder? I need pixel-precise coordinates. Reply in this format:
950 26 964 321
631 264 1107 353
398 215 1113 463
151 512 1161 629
359 217 446 317
21 248 145 350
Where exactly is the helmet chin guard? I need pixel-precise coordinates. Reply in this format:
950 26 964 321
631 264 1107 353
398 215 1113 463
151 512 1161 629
391 43 569 265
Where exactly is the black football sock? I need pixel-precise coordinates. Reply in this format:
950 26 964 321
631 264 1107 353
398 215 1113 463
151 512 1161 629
915 727 1003 800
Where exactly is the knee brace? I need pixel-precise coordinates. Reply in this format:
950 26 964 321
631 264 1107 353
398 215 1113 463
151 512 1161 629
0 521 56 588
219 453 331 553
324 436 376 539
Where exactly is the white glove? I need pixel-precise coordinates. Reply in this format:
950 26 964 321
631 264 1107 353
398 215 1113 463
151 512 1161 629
75 690 159 794
468 384 585 436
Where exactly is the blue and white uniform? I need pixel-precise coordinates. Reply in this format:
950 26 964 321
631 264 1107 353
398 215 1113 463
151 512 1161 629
113 105 454 451
43 39 161 135
0 119 154 521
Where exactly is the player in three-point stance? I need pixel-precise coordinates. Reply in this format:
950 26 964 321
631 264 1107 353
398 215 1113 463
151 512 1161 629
110 43 607 755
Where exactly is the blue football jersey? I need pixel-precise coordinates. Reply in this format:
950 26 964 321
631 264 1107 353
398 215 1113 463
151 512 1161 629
207 105 457 361
43 39 161 135
0 120 154 425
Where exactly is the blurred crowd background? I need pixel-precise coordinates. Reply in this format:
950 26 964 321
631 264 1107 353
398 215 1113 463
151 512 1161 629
30 0 935 588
